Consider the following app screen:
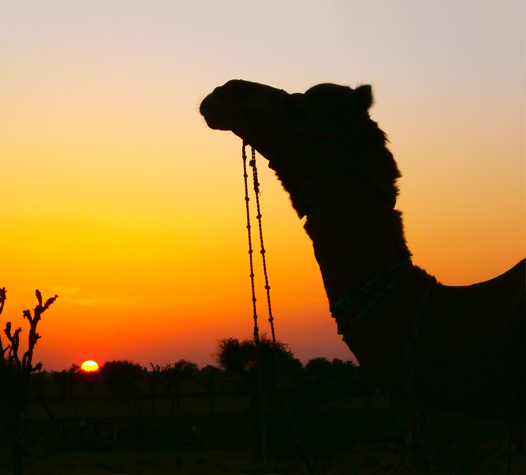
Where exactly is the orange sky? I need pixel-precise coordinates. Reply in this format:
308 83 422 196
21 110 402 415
1 1 524 371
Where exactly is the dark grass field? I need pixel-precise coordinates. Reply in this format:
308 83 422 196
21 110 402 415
0 380 524 475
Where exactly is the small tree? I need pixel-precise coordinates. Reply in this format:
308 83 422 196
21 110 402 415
0 288 58 475
215 334 301 394
160 359 198 419
100 360 143 404
143 363 162 422
195 365 224 413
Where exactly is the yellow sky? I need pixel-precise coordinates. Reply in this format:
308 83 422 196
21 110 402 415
1 1 524 370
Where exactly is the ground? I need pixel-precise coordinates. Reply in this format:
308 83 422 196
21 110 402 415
0 380 523 474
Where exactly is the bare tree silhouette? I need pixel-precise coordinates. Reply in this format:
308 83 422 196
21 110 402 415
0 288 58 474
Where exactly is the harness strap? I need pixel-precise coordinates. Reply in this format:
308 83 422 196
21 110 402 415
331 260 412 321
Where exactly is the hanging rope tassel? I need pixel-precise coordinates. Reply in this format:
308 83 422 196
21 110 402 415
243 143 321 475
242 142 268 460
248 146 277 345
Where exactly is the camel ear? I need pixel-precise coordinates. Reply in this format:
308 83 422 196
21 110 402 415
353 85 373 112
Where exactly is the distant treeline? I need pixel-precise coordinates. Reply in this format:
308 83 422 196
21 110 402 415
31 334 379 416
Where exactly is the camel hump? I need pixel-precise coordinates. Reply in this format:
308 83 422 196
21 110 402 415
494 258 525 293
472 258 525 289
473 258 525 315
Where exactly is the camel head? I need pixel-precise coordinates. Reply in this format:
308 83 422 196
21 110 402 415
200 80 287 158
200 79 401 217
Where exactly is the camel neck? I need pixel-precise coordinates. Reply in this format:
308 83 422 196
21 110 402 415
303 180 412 307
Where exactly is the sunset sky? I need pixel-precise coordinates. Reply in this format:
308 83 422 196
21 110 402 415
1 1 524 371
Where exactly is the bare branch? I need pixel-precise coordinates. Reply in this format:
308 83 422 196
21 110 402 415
22 309 32 323
0 287 6 315
3 323 22 368
35 289 42 307
43 295 58 311
0 287 6 354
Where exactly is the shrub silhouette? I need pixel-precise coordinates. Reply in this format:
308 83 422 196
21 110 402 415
100 360 143 404
215 334 301 394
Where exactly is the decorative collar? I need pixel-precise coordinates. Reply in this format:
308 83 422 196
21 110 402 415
330 260 412 323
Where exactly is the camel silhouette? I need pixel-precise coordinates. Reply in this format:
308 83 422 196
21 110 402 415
200 80 525 452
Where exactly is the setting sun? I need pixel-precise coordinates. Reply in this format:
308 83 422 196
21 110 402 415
81 360 99 372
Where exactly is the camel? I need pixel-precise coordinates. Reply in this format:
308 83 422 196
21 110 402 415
200 79 525 452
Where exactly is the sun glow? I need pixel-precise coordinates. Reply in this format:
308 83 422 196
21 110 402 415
81 360 99 372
